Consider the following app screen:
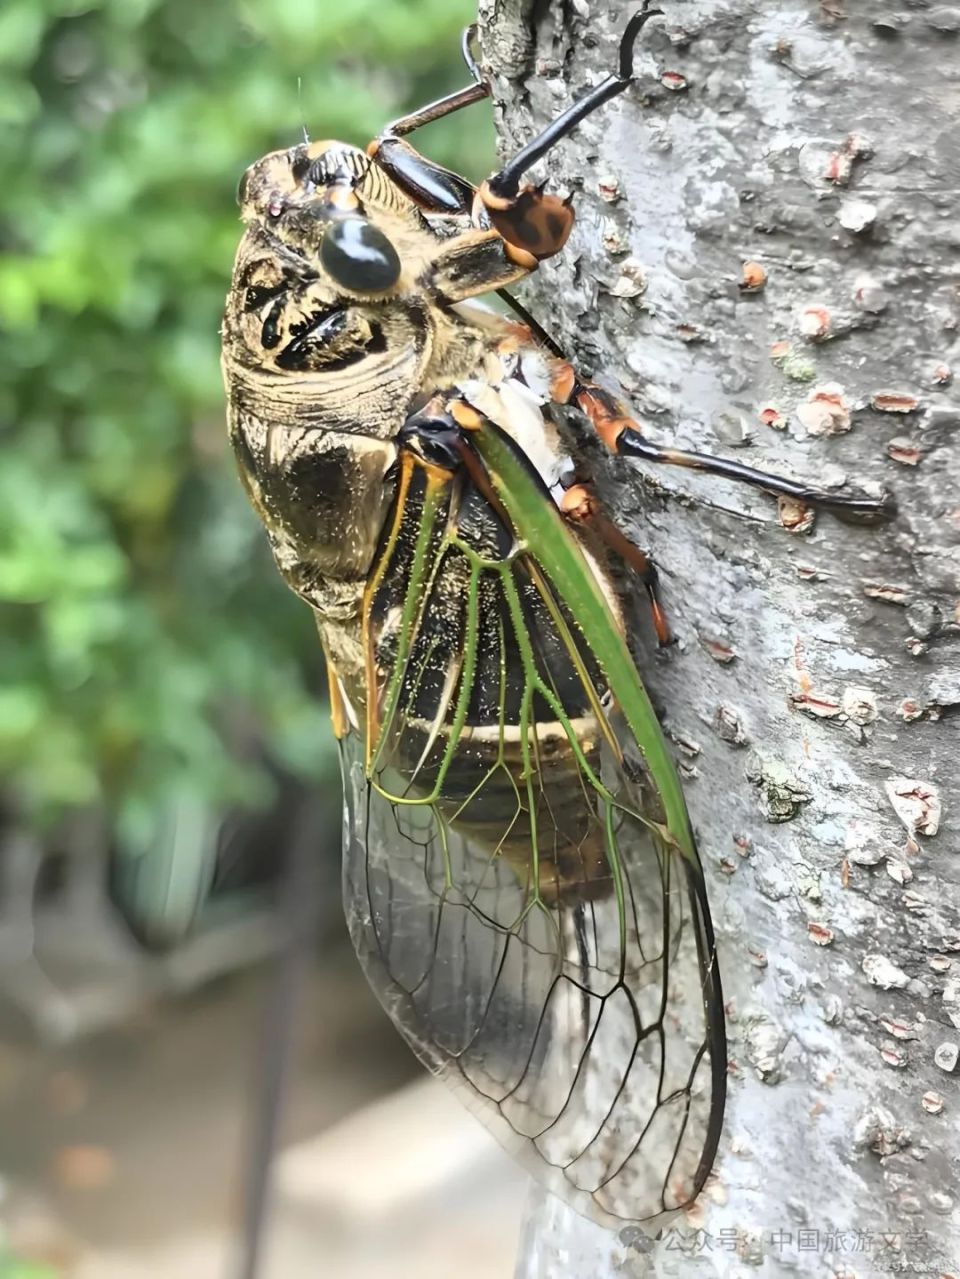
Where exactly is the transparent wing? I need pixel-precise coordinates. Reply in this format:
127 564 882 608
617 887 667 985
339 447 725 1228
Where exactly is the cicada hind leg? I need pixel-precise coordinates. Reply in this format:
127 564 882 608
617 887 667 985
559 482 673 646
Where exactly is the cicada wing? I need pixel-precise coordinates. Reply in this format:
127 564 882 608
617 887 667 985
340 730 555 1085
340 447 725 1228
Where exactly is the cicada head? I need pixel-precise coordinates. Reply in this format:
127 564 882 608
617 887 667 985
236 140 433 300
224 138 460 407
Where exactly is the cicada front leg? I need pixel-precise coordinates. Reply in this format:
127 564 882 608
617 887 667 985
550 364 896 525
477 1 663 260
361 26 549 299
366 26 487 215
371 6 664 260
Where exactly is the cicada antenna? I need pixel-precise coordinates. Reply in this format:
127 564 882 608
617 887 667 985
297 76 309 144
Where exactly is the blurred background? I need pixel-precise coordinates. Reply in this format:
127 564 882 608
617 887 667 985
0 1 526 1274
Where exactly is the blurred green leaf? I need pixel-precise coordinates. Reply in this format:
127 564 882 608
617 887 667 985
0 1257 59 1279
3 0 492 843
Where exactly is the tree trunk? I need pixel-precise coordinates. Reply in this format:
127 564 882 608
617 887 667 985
478 2 960 1275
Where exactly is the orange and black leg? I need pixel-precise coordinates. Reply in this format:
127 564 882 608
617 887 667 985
560 483 673 645
367 11 663 347
477 1 663 259
371 5 663 262
550 365 896 525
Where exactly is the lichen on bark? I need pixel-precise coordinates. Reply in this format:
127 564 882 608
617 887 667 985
479 2 960 1275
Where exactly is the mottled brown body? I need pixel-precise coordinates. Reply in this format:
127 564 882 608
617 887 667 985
226 147 524 628
221 141 603 720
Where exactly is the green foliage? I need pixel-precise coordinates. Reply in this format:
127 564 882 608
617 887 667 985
0 0 491 845
0 1231 57 1279
0 1256 57 1279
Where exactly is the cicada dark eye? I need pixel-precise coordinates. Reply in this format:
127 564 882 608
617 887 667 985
320 217 401 293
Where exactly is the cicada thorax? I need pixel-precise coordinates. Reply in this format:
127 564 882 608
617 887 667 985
360 446 650 910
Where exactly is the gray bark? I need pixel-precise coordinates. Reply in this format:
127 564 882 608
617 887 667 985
478 2 960 1275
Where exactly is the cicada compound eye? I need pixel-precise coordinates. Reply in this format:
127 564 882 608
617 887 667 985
320 216 402 293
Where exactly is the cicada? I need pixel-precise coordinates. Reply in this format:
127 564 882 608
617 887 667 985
221 6 891 1227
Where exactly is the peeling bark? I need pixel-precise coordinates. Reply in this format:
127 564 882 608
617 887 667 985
478 2 960 1275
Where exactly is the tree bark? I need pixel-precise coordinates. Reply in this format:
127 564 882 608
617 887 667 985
478 2 960 1275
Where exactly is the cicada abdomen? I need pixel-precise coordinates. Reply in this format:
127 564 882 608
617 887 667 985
364 449 618 904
